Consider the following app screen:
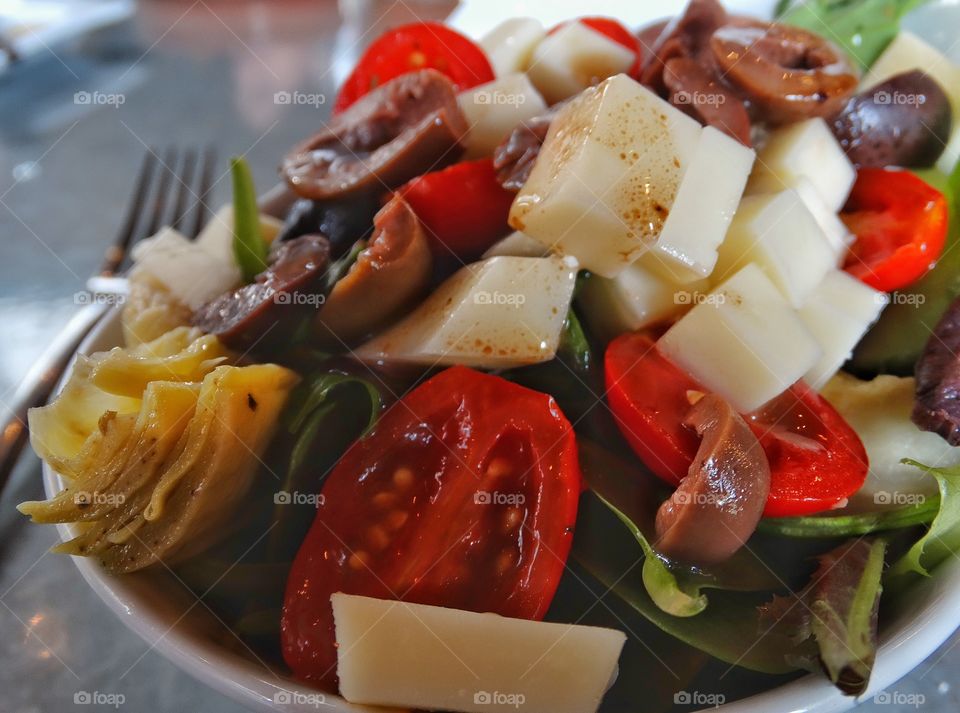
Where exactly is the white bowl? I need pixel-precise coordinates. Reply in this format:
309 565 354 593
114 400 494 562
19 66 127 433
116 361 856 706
42 1 960 710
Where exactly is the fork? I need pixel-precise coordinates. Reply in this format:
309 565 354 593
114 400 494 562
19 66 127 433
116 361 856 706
0 146 217 493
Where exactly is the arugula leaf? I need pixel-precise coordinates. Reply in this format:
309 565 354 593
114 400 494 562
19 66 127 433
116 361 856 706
888 459 960 578
777 0 930 69
230 156 270 282
761 538 886 696
758 497 939 538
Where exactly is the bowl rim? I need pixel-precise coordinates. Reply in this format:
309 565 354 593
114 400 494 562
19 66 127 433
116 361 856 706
41 306 960 713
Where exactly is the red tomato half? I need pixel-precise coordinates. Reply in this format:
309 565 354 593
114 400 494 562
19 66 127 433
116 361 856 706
397 158 516 261
549 17 643 78
281 366 581 688
842 168 948 292
333 22 495 114
605 333 868 517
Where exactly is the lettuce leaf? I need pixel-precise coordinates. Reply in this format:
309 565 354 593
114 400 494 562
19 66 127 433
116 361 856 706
230 156 269 282
758 497 938 538
888 459 960 578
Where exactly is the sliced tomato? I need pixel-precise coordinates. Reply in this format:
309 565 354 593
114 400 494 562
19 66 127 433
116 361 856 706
333 22 495 114
397 158 516 261
605 332 868 517
549 17 643 78
842 168 948 292
281 366 581 688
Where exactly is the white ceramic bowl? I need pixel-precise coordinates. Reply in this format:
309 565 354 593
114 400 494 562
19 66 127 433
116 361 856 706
42 1 960 711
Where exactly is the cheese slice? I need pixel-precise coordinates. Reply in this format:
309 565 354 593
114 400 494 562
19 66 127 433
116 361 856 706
333 593 626 713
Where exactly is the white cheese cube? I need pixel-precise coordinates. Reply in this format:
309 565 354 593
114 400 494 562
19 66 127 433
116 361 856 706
799 271 885 389
658 264 822 413
510 74 702 278
458 74 548 159
526 22 635 104
355 256 577 368
714 190 836 308
577 261 707 339
792 178 854 263
861 30 960 173
480 18 545 77
644 126 755 283
748 118 856 211
195 204 284 265
333 593 625 713
482 230 549 259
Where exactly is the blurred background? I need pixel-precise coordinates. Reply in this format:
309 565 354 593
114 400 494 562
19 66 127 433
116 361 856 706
1 1 959 711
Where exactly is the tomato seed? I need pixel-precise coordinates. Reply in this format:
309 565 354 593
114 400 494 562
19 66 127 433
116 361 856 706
373 492 397 509
348 551 370 570
386 510 409 530
485 457 512 478
393 466 415 490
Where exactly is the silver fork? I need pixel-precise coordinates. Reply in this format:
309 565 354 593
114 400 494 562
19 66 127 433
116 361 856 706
0 146 217 492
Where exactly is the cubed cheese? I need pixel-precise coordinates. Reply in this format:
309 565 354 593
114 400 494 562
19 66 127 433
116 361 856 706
480 18 545 77
482 230 550 259
458 74 548 159
658 264 822 413
714 190 836 308
748 118 856 211
861 30 960 173
799 271 885 389
510 74 702 278
355 256 577 368
333 593 625 713
526 21 635 104
792 178 853 263
643 126 755 282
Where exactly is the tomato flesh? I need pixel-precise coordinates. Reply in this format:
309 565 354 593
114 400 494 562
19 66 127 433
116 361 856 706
281 366 581 688
605 333 868 517
333 22 495 114
842 168 948 292
397 158 516 261
549 17 643 78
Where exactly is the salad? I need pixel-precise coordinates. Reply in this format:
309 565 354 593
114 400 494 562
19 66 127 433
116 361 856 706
18 0 960 711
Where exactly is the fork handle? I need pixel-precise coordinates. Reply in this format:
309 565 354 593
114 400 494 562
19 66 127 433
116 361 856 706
0 302 110 492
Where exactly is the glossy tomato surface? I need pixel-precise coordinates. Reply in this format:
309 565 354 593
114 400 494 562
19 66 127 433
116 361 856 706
281 366 581 688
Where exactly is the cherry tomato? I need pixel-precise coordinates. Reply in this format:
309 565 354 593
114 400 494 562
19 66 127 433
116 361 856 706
281 366 581 688
397 158 516 261
549 17 643 78
842 168 948 292
333 22 495 114
605 333 868 517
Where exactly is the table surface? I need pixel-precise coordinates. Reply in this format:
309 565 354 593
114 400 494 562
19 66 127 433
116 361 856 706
1 1 959 711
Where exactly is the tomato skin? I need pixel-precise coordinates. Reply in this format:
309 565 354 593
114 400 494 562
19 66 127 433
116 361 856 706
281 366 581 688
333 22 495 114
549 17 643 78
397 159 516 261
842 168 948 292
605 333 868 517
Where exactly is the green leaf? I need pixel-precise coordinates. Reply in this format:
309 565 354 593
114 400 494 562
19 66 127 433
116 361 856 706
230 156 269 282
778 0 930 69
758 497 939 538
557 308 592 375
888 459 960 578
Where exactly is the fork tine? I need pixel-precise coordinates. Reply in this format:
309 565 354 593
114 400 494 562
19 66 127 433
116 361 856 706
99 150 158 277
169 148 197 234
144 147 178 239
186 145 216 240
